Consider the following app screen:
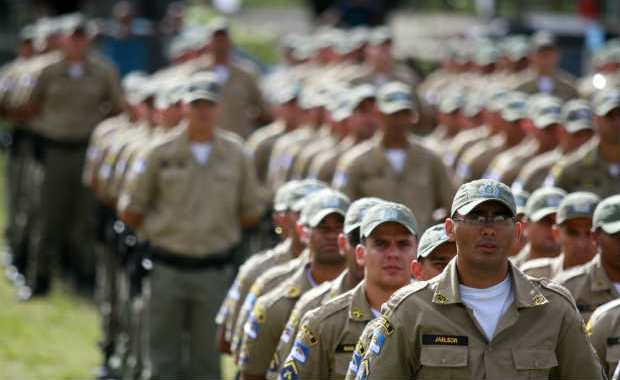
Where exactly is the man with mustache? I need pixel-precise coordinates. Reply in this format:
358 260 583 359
355 179 604 380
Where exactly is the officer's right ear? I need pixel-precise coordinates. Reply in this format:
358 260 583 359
296 222 310 244
410 260 423 280
355 243 366 267
444 218 455 241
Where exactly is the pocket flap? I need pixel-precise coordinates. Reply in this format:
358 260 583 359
512 349 558 370
420 346 468 368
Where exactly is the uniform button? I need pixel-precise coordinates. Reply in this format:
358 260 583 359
441 358 447 364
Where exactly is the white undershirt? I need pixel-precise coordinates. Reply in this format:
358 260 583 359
371 308 381 318
613 283 620 295
213 64 230 83
306 266 318 288
459 275 514 341
190 143 212 165
385 149 407 173
68 63 85 79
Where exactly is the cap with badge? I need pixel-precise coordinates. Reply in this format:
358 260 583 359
531 95 563 129
279 179 329 213
299 189 350 227
556 192 601 225
592 195 620 234
531 31 556 51
350 84 376 112
360 202 418 239
184 72 222 104
451 179 517 217
344 197 385 235
500 92 528 122
561 100 594 133
513 189 531 216
592 89 620 117
417 224 452 259
438 89 465 114
155 83 186 109
377 82 414 115
525 187 567 222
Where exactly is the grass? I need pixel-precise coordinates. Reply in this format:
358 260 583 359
0 153 102 379
0 150 239 379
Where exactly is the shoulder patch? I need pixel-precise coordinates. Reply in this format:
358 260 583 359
383 281 429 312
537 279 578 307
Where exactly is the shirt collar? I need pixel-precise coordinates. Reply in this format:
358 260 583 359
348 281 374 322
432 258 549 308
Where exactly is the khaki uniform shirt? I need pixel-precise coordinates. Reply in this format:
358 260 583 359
118 128 262 256
269 271 355 378
291 135 338 180
82 114 129 189
445 125 491 170
216 239 293 342
516 70 579 101
333 135 455 231
554 254 620 321
520 254 565 280
588 299 620 377
456 134 505 184
232 251 310 359
210 64 268 139
246 120 287 185
513 148 563 192
30 54 123 141
550 141 620 198
344 317 382 380
483 138 540 186
266 125 323 191
282 281 376 380
239 264 316 376
307 137 355 184
356 259 604 380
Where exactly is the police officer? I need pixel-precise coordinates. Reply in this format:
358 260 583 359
118 72 262 379
216 179 326 354
26 15 124 295
511 187 566 267
239 189 349 380
267 197 383 378
410 224 457 281
514 99 595 192
355 179 604 380
521 192 600 279
281 201 418 380
590 300 620 377
345 223 457 380
554 194 620 321
333 81 455 231
550 89 620 198
516 31 579 101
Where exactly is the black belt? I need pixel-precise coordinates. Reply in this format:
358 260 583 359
149 245 236 270
42 136 89 150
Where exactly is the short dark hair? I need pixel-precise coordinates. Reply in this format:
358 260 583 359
346 228 361 247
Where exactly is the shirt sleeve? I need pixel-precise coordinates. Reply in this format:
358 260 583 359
281 315 328 380
551 303 606 380
117 148 158 215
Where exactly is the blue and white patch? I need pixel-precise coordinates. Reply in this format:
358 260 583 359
131 158 146 174
355 359 369 380
369 331 385 355
280 322 294 344
348 351 361 375
242 293 257 314
333 170 348 188
244 317 260 340
279 360 299 380
289 340 309 364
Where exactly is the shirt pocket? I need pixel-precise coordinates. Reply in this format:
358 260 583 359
512 348 558 380
158 167 190 205
418 346 469 380
332 352 354 378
